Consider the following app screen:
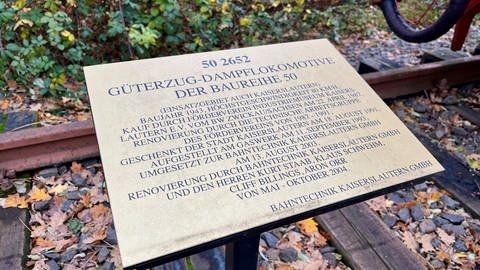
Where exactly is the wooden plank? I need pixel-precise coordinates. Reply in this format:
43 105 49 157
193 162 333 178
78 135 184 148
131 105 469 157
339 203 427 270
358 56 403 74
0 208 28 270
316 210 389 270
421 48 468 63
447 105 480 126
415 136 480 218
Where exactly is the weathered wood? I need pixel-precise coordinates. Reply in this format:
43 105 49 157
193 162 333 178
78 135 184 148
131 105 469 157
447 105 480 126
416 136 480 218
358 56 403 74
0 208 28 270
421 48 468 63
316 210 389 270
339 203 427 270
317 203 426 270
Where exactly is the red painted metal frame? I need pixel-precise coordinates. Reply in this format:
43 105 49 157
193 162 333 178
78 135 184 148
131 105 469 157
452 0 480 50
1 56 480 172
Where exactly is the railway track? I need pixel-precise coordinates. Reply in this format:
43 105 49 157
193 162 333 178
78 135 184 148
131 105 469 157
1 55 479 270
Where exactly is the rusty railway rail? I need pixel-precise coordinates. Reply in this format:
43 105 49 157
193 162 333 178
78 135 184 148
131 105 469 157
1 55 479 172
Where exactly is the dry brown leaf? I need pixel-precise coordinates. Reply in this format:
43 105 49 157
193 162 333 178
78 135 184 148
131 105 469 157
0 99 10 110
49 183 68 195
366 196 388 212
436 244 452 262
419 234 435 253
53 237 78 252
415 191 429 203
28 187 51 202
35 237 55 248
31 224 47 238
437 228 455 245
314 232 328 247
80 191 91 206
296 218 318 235
275 265 295 270
4 193 28 208
90 204 109 218
32 259 48 270
83 229 106 244
397 200 418 209
70 161 83 174
49 211 68 228
110 246 123 268
89 171 104 186
402 231 418 251
90 187 108 204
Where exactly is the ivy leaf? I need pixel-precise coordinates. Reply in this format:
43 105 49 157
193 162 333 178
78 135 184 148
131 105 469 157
68 218 83 233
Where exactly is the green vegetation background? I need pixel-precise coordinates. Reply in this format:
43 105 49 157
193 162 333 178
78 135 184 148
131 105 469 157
0 0 381 100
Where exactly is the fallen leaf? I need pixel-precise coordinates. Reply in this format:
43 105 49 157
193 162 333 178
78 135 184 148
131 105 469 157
436 244 452 262
314 232 328 246
53 237 78 252
90 204 109 218
49 183 68 195
70 161 83 174
0 99 10 110
34 237 55 248
110 246 123 268
402 231 418 251
4 193 28 208
296 218 318 235
397 200 418 209
419 234 435 253
366 196 388 212
90 187 108 204
275 265 294 270
437 228 455 245
31 224 48 238
83 229 106 244
32 259 48 270
49 211 68 228
28 187 51 202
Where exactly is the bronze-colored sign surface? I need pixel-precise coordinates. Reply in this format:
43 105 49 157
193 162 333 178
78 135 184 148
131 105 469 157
84 39 443 268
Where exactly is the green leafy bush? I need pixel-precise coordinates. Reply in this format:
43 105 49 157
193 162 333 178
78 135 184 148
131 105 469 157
0 0 379 98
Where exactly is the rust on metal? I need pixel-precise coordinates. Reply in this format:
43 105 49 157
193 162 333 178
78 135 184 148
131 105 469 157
1 56 479 172
364 55 480 99
0 120 97 172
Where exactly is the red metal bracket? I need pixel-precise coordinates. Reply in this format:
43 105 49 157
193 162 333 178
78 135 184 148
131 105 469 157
451 0 480 51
